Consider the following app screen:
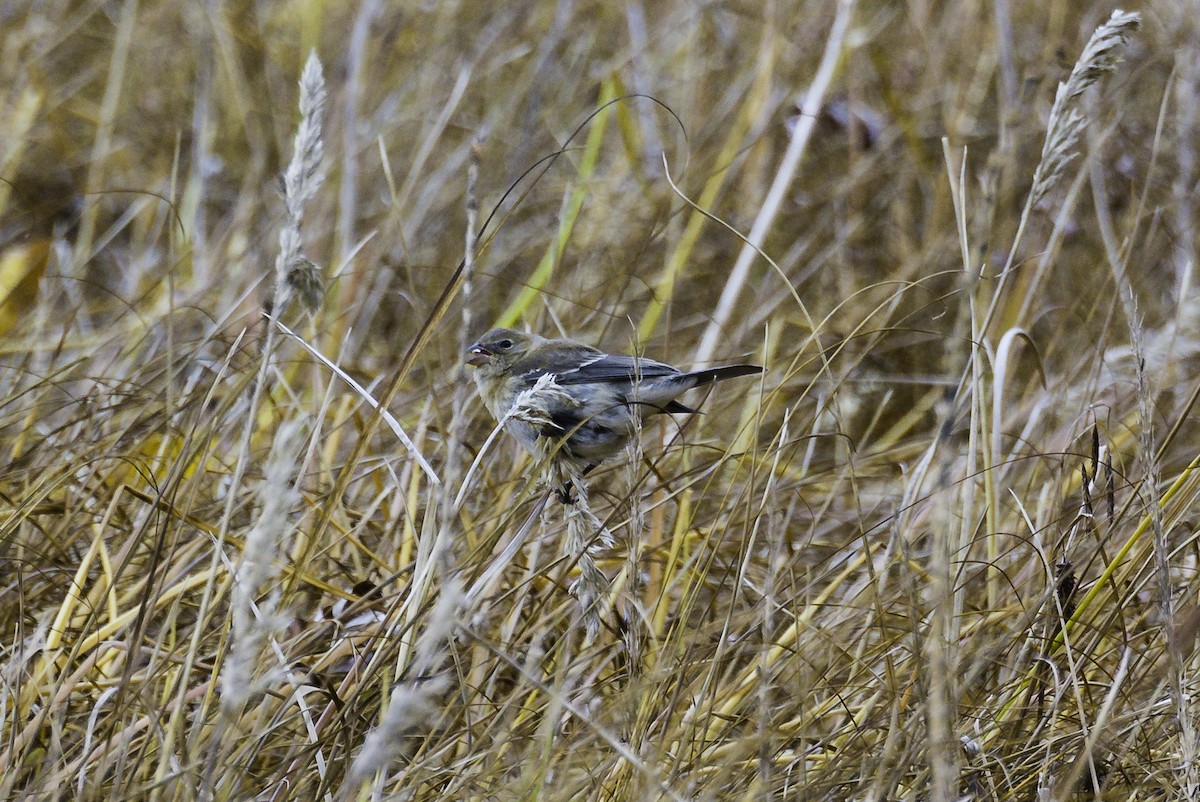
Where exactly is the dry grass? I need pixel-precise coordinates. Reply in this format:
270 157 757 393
2 1 1199 799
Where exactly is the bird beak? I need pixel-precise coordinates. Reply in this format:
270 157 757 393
466 344 490 367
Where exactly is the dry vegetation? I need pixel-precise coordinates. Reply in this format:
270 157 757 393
3 1 1200 800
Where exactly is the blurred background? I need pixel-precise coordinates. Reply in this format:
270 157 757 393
3 2 1182 382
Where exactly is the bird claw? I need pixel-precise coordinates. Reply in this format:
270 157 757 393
555 484 576 504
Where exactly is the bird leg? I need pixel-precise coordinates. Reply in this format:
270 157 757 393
553 463 597 504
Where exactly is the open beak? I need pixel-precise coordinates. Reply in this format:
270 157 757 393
466 344 490 367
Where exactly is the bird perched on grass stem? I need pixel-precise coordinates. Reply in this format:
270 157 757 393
466 328 762 499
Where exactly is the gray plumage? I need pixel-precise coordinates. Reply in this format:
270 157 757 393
467 328 762 473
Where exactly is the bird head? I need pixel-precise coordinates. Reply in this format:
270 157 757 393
466 328 532 372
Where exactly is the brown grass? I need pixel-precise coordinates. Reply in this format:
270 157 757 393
2 2 1199 800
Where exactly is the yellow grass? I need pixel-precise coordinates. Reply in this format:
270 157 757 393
2 2 1198 800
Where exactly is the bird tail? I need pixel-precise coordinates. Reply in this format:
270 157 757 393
684 364 763 387
656 364 762 413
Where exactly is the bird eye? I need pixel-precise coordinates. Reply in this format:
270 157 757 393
498 339 513 349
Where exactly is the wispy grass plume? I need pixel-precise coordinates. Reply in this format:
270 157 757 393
276 51 328 315
561 478 614 640
345 581 465 789
220 418 307 712
1031 10 1141 204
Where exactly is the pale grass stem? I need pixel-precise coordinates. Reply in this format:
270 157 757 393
694 0 856 365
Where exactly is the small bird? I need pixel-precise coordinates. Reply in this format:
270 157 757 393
466 328 762 493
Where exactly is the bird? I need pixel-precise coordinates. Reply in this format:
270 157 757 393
466 328 762 498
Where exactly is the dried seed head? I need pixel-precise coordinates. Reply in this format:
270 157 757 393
1032 10 1141 204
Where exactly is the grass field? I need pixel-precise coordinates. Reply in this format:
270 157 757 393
2 1 1199 799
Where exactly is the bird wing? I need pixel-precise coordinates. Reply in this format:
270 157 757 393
536 353 681 386
513 351 698 415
